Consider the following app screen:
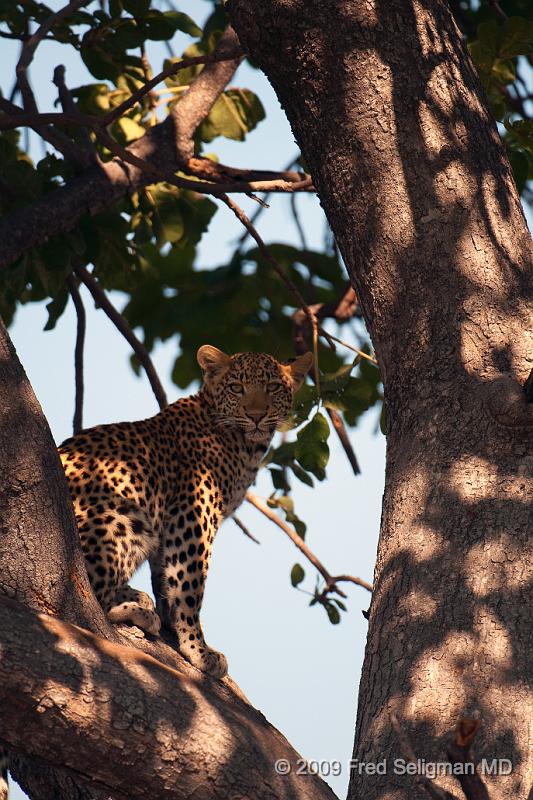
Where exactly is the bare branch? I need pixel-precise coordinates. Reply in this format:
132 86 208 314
74 265 168 411
16 0 90 113
245 491 373 593
53 64 97 169
93 125 311 197
232 515 261 544
66 275 86 435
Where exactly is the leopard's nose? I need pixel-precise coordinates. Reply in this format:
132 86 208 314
246 410 266 423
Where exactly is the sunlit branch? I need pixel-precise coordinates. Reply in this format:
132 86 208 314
245 491 373 594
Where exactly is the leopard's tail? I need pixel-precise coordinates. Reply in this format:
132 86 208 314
0 746 8 800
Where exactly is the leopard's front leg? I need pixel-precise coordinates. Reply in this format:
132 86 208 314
151 486 227 678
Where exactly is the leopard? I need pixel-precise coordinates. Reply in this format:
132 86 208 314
60 345 312 678
0 346 311 800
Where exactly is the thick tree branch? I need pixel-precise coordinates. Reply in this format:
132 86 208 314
74 265 168 411
0 596 338 800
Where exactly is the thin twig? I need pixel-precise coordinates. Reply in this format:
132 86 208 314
292 285 361 475
321 330 378 365
390 714 459 800
103 50 242 127
290 191 308 250
485 0 507 21
66 275 86 435
327 408 360 474
74 265 168 411
53 64 98 169
236 154 301 249
232 516 260 544
221 194 314 315
16 0 90 113
246 491 373 593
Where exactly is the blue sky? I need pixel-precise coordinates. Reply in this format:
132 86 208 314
1 2 530 798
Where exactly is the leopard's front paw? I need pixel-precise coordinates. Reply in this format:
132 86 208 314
107 602 161 636
180 642 228 679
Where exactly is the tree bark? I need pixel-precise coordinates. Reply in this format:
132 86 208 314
227 2 533 799
0 596 338 800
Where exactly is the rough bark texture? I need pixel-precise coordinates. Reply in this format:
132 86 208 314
0 597 337 800
227 2 533 799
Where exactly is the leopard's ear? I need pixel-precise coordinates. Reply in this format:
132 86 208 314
197 345 231 380
287 351 314 390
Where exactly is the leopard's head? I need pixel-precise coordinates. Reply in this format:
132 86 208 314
197 346 313 442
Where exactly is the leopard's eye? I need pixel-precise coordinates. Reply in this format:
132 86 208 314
228 382 244 394
267 381 284 393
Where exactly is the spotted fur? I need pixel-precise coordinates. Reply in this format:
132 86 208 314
60 346 312 678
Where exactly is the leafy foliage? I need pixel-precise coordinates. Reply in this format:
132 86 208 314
449 0 533 196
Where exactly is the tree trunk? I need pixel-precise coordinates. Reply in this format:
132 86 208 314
227 2 533 799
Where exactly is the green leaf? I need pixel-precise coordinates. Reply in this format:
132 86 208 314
290 462 314 487
295 411 330 480
117 116 146 142
151 192 185 245
198 89 265 142
332 598 347 611
44 289 69 331
290 563 305 587
163 10 202 38
325 602 341 625
270 467 291 493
